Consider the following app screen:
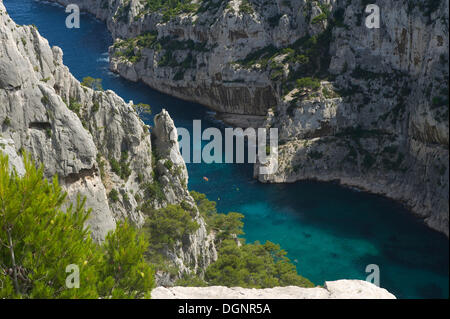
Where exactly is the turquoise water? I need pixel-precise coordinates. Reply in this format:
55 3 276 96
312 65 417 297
4 0 448 299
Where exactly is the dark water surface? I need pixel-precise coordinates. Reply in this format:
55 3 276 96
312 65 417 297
4 0 448 298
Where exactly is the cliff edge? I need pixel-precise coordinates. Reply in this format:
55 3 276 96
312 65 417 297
152 280 396 299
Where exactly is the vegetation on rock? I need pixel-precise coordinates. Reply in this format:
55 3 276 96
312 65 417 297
185 191 314 288
0 153 154 298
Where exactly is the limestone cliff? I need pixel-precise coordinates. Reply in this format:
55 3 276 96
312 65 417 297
0 1 216 283
44 0 449 236
254 0 449 236
152 279 396 299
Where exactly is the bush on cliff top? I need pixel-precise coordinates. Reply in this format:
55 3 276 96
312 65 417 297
0 153 154 298
81 76 103 91
141 0 199 22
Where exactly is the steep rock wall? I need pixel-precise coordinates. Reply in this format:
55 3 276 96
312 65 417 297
255 0 449 235
0 1 216 282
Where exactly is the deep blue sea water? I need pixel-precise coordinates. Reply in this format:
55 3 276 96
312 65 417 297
4 0 448 298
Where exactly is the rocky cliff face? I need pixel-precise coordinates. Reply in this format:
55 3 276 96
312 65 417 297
152 279 396 299
152 109 217 283
254 0 449 236
0 1 216 283
44 0 449 236
46 0 290 118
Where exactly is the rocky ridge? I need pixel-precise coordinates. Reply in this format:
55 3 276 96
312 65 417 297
44 0 449 236
0 1 216 284
152 279 396 299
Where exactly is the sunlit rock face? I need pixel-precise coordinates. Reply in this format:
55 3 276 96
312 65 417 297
0 2 217 281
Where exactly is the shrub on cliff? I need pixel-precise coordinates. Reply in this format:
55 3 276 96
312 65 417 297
191 190 244 243
109 151 131 180
239 0 254 14
205 240 315 289
0 153 154 298
81 76 103 91
98 222 155 298
141 0 199 22
296 77 321 91
190 191 314 288
142 204 199 249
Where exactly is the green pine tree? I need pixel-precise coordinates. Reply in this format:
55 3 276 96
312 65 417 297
0 152 154 298
98 221 154 298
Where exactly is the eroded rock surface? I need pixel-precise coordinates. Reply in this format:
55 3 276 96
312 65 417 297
152 280 396 299
0 1 216 282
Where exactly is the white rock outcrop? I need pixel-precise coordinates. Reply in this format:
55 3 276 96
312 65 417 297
152 109 218 280
152 280 396 299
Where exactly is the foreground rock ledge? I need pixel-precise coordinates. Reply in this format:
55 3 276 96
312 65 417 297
152 280 396 299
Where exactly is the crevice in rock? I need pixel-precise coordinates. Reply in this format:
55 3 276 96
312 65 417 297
28 122 51 130
64 167 97 184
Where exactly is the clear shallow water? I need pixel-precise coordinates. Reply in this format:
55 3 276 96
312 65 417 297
5 0 448 299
